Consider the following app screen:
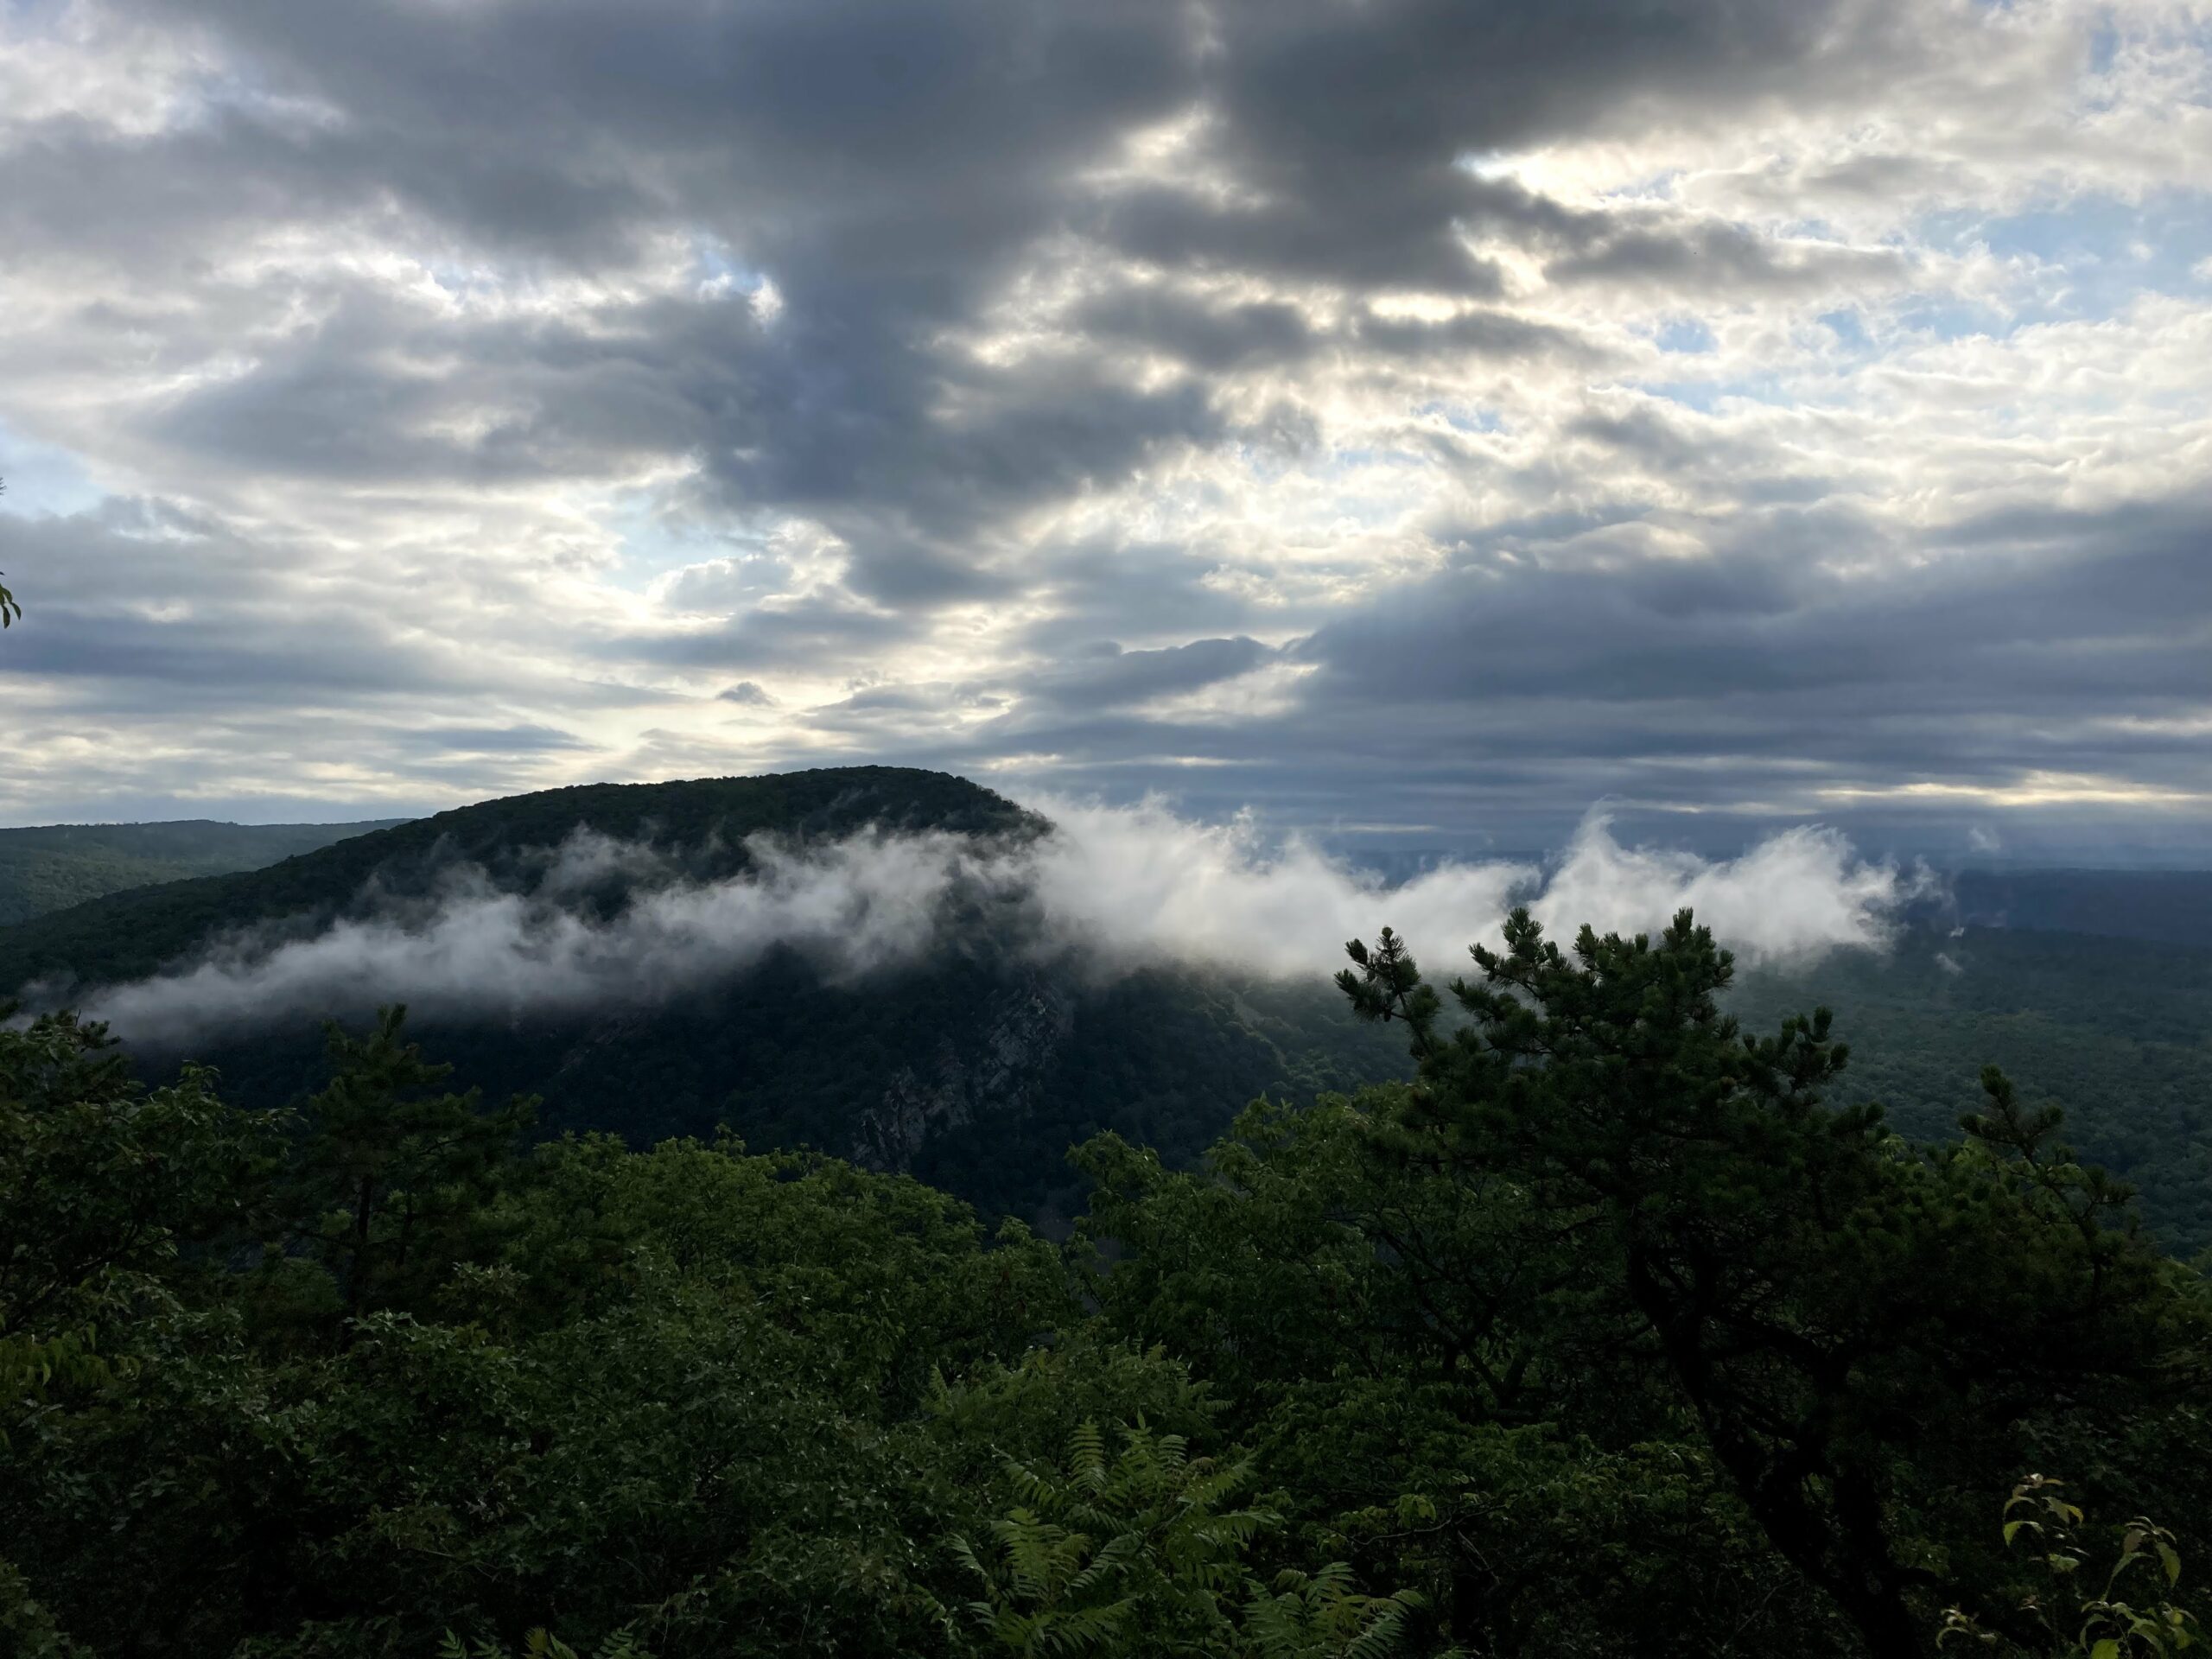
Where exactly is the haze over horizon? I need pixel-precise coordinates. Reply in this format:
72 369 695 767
2 0 2209 862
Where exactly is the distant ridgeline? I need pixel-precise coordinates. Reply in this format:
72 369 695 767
0 818 404 925
1943 868 2212 949
3 769 2209 1247
10 780 2212 1658
1729 921 2212 1258
0 767 1406 1224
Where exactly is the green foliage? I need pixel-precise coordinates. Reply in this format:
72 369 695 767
0 1001 1093 1658
272 1006 537 1330
1316 906 2210 1655
954 1420 1421 1659
0 819 403 927
0 1006 283 1389
3 889 2211 1657
1941 1477 2200 1657
437 1630 655 1659
1074 1093 1856 1657
1731 924 2212 1256
0 1554 90 1659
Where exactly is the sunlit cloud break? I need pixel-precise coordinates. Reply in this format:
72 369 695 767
75 801 1928 1046
0 0 2207 855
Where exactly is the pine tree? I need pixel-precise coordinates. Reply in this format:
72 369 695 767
282 1005 535 1327
1340 907 2210 1655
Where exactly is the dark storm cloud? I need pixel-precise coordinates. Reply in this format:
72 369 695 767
118 0 1194 257
850 487 2212 848
0 502 491 702
1096 0 1910 287
1010 539 1259 655
58 0 1911 592
88 0 1204 551
1071 289 1321 374
1068 277 1599 378
608 594 920 675
1542 219 1910 292
1199 0 1898 163
1025 636 1275 710
1255 493 2212 812
3 0 2206 851
1301 497 2211 719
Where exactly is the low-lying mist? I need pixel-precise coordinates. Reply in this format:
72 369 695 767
75 798 1928 1046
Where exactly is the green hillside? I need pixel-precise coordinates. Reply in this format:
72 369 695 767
0 767 1404 1222
0 817 403 925
7 774 2206 1243
0 767 1034 991
1733 923 2212 1258
8 899 2207 1659
4 785 2209 1653
1948 867 2212 948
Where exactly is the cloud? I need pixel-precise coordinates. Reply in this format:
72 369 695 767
0 0 2208 854
1528 814 1927 960
72 798 1922 1044
76 828 1003 1043
1021 638 1276 712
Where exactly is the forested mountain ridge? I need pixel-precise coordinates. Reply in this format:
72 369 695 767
6 772 2210 1243
3 766 2209 1651
1733 922 2212 1257
0 767 1037 992
0 817 403 926
0 767 1402 1222
1942 868 2212 950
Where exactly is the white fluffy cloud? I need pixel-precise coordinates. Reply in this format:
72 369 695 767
77 800 1922 1043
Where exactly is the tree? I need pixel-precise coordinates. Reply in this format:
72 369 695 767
0 1007 287 1656
1337 908 2210 1656
0 1006 281 1374
275 1005 536 1331
1 474 19 628
1074 1096 1853 1657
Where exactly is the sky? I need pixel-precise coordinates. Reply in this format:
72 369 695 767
0 0 2208 862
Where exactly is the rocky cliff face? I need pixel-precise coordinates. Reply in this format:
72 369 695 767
852 970 1074 1172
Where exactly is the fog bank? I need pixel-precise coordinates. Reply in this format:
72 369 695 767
76 801 1925 1044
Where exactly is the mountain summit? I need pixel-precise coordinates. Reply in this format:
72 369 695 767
0 767 1399 1220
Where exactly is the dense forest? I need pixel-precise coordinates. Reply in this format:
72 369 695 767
0 820 401 927
4 770 2211 1653
1732 925 2212 1260
0 772 1035 989
8 774 2209 1250
0 773 1412 1225
5 905 2210 1657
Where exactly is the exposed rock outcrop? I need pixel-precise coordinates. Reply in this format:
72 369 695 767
853 970 1073 1172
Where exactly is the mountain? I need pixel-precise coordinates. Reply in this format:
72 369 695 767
1942 868 2212 950
10 775 2207 1243
0 767 1405 1222
1732 920 2212 1258
0 769 1033 990
0 818 404 926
